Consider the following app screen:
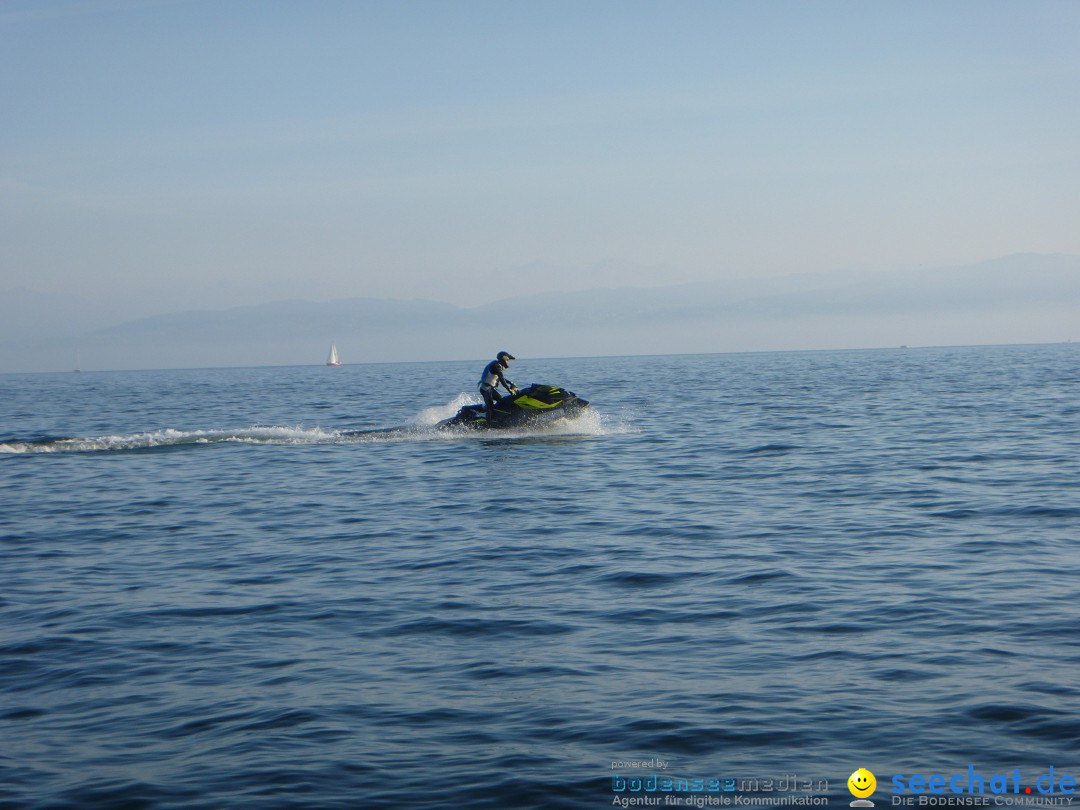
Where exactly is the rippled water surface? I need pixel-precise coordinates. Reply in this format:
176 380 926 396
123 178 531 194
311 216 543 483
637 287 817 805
3 346 1080 809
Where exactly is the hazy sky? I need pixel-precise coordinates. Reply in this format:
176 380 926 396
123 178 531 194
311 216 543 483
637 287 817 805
2 0 1079 312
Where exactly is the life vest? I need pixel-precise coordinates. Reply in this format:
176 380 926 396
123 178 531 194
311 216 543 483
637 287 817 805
479 360 504 389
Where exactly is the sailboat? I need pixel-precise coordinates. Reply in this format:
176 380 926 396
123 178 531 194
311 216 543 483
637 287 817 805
326 343 342 366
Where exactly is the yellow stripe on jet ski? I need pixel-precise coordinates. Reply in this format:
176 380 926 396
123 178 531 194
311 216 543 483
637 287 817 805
513 396 559 410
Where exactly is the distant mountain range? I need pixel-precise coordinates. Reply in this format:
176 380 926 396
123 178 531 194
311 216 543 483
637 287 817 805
3 253 1079 372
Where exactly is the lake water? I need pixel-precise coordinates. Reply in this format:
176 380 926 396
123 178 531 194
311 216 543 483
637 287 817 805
3 345 1079 809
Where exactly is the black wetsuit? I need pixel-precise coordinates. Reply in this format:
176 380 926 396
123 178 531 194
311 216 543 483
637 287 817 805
478 360 514 420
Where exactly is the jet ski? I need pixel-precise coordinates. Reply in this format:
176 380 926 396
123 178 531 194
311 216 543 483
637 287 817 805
436 383 589 430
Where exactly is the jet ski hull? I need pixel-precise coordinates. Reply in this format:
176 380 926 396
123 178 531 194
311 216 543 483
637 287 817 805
436 383 590 430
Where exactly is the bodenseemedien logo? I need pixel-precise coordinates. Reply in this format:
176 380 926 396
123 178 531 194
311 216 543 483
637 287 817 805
849 768 877 807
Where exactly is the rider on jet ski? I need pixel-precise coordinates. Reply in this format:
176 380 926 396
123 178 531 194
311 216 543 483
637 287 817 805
478 351 517 421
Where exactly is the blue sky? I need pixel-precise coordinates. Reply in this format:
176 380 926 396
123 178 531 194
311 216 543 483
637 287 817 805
2 0 1079 315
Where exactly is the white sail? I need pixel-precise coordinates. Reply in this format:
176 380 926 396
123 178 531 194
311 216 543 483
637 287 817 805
326 343 341 366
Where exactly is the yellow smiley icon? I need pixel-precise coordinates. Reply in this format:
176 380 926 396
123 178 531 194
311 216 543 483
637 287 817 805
848 768 877 798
